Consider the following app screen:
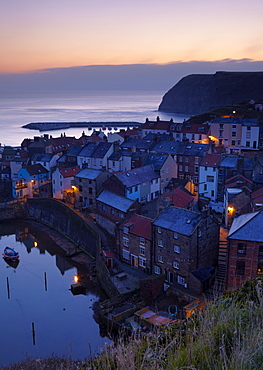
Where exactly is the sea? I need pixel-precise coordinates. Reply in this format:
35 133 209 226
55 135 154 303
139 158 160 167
0 90 188 147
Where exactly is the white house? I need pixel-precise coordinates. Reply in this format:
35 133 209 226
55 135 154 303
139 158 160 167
52 166 80 199
198 154 221 201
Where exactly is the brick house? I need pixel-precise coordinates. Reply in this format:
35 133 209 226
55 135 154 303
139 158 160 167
119 213 153 273
152 206 220 296
227 211 263 290
96 189 141 237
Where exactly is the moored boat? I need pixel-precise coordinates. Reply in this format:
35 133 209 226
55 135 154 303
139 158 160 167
2 247 19 261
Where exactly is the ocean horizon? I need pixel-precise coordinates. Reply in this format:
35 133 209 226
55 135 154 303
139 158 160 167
0 90 189 146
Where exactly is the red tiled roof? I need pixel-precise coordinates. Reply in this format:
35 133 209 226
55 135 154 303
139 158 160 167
60 167 81 178
200 154 221 167
252 186 263 199
102 250 115 258
182 122 210 134
163 188 194 209
124 213 152 240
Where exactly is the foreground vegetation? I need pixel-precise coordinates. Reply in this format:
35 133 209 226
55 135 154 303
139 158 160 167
2 277 263 370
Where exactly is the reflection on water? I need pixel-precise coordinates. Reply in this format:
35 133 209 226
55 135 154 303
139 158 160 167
0 221 109 367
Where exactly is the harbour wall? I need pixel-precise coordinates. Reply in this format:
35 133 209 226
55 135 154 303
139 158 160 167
26 198 100 260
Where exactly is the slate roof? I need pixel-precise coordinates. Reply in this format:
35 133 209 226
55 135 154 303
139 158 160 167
96 189 134 212
153 206 201 236
67 145 83 157
124 214 152 240
78 143 97 157
116 165 158 187
31 153 54 162
219 155 238 168
177 142 209 156
151 141 182 155
92 142 112 158
142 153 169 171
120 138 154 151
228 211 263 242
24 164 49 175
75 168 102 180
191 267 213 282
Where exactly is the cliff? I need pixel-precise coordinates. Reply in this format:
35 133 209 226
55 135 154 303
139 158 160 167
158 71 263 115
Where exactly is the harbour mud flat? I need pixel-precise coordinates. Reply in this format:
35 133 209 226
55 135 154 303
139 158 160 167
22 121 142 131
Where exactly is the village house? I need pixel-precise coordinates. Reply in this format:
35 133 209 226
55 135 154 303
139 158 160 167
120 137 156 153
31 153 59 173
198 153 221 201
73 168 110 211
96 189 141 237
142 153 177 193
119 213 152 273
182 122 210 144
13 164 49 198
152 206 220 296
77 142 113 170
107 149 132 173
102 165 160 203
224 187 251 228
140 117 174 138
176 142 209 191
227 211 263 290
52 166 80 200
210 117 259 154
160 187 195 211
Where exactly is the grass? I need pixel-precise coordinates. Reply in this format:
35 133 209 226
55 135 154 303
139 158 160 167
2 277 263 370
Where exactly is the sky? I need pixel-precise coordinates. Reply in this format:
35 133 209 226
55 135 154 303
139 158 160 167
1 0 263 91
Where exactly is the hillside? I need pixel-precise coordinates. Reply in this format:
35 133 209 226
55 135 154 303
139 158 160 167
158 71 263 115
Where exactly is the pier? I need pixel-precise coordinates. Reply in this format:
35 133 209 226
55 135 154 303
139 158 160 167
22 121 142 131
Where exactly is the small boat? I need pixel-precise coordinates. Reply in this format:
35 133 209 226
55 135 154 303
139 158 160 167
2 247 20 261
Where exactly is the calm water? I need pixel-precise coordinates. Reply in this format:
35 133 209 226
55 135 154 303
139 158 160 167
0 221 109 367
0 90 187 146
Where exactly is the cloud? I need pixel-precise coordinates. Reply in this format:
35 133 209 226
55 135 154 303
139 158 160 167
0 60 263 93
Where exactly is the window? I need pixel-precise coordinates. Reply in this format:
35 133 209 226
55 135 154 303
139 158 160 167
195 157 199 164
232 124 236 129
195 166 199 173
232 131 236 137
207 176 214 182
123 249 130 260
140 237 145 245
246 141 250 147
174 245 180 253
211 190 215 197
231 140 235 146
198 229 202 237
177 275 185 285
139 257 146 268
219 124 224 129
219 130 223 137
123 226 129 234
236 261 245 276
123 237 129 247
173 261 179 269
205 166 207 171
112 161 115 167
246 132 251 139
154 266 161 274
185 165 189 172
259 246 263 258
173 232 178 239
157 227 162 234
179 156 183 162
118 212 124 219
140 246 145 256
237 243 246 256
158 255 163 263
158 239 163 247
179 165 183 172
102 205 107 211
110 208 115 215
97 202 101 208
89 188 92 195
79 185 82 192
185 156 189 163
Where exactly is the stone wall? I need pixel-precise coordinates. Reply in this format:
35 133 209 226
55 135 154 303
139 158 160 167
26 198 99 260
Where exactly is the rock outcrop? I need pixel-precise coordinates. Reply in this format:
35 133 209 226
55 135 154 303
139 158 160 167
158 71 263 115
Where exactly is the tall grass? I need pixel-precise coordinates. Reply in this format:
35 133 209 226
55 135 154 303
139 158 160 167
89 277 263 370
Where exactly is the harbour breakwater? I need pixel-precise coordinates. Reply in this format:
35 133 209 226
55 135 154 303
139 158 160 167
22 121 142 131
